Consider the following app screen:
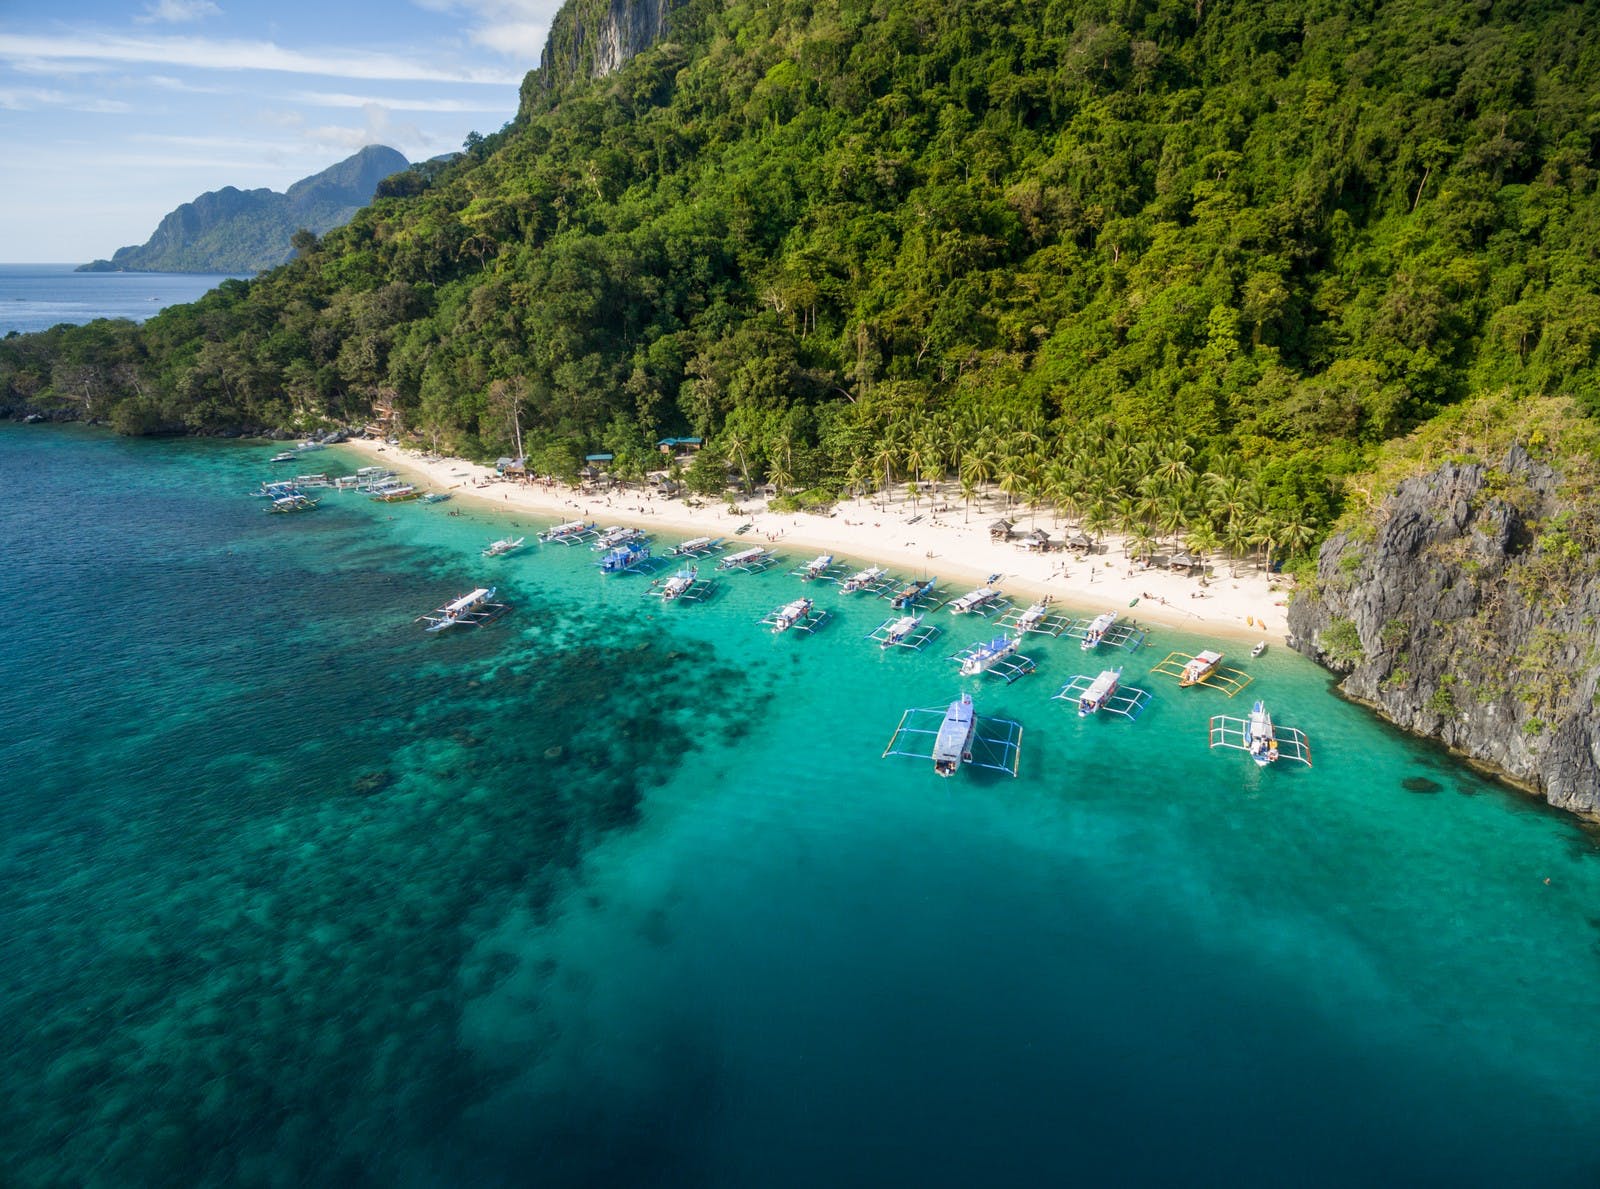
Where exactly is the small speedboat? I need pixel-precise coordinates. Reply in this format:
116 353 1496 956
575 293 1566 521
1251 641 1267 658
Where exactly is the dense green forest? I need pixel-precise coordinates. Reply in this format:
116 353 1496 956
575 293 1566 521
5 0 1600 562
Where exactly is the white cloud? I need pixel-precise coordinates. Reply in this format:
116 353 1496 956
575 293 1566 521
147 73 230 94
136 0 223 24
72 97 133 113
409 0 562 60
0 86 66 109
468 21 546 59
0 32 524 84
291 89 509 113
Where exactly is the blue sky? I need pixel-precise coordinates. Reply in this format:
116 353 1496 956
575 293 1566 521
0 0 563 261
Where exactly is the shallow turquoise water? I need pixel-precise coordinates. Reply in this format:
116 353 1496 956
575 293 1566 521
2 425 1598 1186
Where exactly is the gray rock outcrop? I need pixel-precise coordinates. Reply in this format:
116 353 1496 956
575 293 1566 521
1289 445 1600 815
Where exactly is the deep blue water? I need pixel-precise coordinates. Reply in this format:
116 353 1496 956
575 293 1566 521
2 424 1599 1186
0 263 241 336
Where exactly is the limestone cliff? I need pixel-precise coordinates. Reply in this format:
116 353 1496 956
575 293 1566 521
1289 441 1600 815
525 0 678 104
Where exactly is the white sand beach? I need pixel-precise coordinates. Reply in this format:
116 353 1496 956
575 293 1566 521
339 438 1292 643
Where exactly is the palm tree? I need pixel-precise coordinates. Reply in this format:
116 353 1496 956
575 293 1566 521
905 480 922 514
960 474 978 523
1185 521 1222 570
997 455 1026 511
960 450 993 507
871 442 899 510
723 428 753 494
1221 517 1253 577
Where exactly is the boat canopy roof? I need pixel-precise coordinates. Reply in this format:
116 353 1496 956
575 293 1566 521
445 588 492 614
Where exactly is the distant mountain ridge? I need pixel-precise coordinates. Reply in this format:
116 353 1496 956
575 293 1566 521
79 145 410 275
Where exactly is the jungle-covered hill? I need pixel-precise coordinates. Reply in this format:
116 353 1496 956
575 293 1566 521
5 0 1600 562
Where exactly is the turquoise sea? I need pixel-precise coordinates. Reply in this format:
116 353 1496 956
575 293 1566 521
0 264 241 337
3 423 1599 1186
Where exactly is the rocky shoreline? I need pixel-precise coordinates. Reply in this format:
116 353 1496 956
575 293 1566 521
1289 444 1600 817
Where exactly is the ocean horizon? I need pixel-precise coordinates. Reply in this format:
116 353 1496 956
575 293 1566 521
3 423 1598 1186
0 263 242 337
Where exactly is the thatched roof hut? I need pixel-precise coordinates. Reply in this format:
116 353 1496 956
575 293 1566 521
1016 528 1052 551
1170 551 1201 571
989 518 1015 540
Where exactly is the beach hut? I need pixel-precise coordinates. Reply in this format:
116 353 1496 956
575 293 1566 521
657 436 703 456
1169 551 1201 573
1016 528 1053 552
989 518 1015 541
1067 531 1096 554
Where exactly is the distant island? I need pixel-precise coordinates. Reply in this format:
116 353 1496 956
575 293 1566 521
78 145 410 275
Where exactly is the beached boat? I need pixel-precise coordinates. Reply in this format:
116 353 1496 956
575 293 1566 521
370 483 422 502
948 586 1000 614
932 693 979 776
422 492 451 503
1076 668 1122 716
770 597 813 633
1081 611 1118 649
1179 649 1224 686
267 493 319 513
960 635 1020 676
840 565 887 593
1246 700 1279 765
598 541 651 573
483 535 526 557
294 440 326 452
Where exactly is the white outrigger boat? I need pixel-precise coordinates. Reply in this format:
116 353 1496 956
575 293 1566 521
539 519 597 544
718 545 776 572
797 553 836 581
865 612 941 651
1251 640 1267 658
483 535 525 557
370 481 422 502
1081 611 1118 649
416 586 510 632
952 635 1036 683
645 566 716 603
267 493 320 513
759 596 829 634
838 564 888 594
660 568 696 600
887 576 937 609
1054 667 1152 720
592 525 645 549
947 586 1005 616
671 535 722 557
269 450 297 463
1209 699 1312 766
882 692 1023 777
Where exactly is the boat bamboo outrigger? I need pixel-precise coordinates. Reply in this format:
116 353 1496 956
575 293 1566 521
370 482 423 502
1150 649 1253 696
646 566 716 603
718 546 778 572
881 692 1023 777
792 554 840 582
415 586 511 632
950 635 1037 683
1209 700 1312 766
483 535 526 557
1066 611 1147 651
592 526 646 550
267 493 320 513
885 576 939 610
946 586 1008 617
837 565 892 595
998 598 1072 638
1054 668 1152 720
597 541 654 574
759 596 830 635
866 613 942 651
539 520 598 544
671 535 724 558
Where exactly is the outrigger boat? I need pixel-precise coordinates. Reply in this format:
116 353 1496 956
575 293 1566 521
882 692 1023 777
416 586 510 632
539 519 596 543
671 535 722 557
1150 648 1252 696
267 493 319 513
999 597 1073 638
483 535 525 557
954 635 1035 681
947 586 1005 615
269 451 297 463
1081 611 1118 649
422 491 451 503
659 568 697 600
865 612 941 651
592 526 645 549
759 596 829 634
597 541 652 573
718 546 776 572
838 565 888 594
1055 668 1152 720
798 554 835 581
887 576 937 610
1209 699 1312 766
370 482 422 502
